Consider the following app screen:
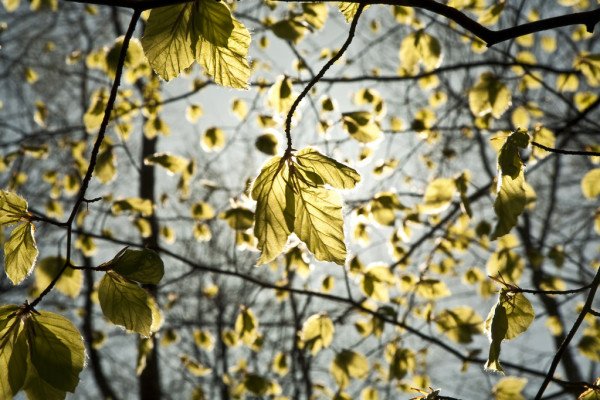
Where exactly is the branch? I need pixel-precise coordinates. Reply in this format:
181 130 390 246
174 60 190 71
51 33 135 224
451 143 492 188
284 2 365 154
534 266 600 399
27 9 141 310
531 141 600 157
64 0 600 47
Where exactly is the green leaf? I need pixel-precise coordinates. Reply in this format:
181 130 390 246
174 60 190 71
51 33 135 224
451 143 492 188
267 75 296 115
4 222 38 285
0 306 27 399
399 30 442 75
26 311 85 393
195 0 233 46
360 264 395 302
330 349 369 388
389 347 416 381
469 72 511 118
252 148 359 265
342 111 382 143
34 257 82 298
201 127 226 152
144 152 189 175
142 4 196 81
493 377 527 400
295 147 360 189
196 19 251 89
95 147 117 184
484 302 508 373
581 168 600 199
435 306 484 344
24 361 66 400
292 174 347 264
497 130 529 179
0 190 28 225
369 192 403 226
300 313 334 355
251 156 294 264
497 292 535 340
107 248 164 285
338 2 364 23
112 197 153 217
98 272 158 336
235 306 258 345
491 171 526 240
420 178 456 215
219 207 255 231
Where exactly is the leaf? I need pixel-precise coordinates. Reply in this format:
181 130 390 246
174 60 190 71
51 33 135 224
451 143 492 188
581 168 600 199
112 197 153 217
251 156 294 264
435 306 484 344
255 133 279 155
342 111 382 143
34 257 82 298
369 192 403 226
107 248 164 285
23 364 66 400
201 127 226 152
399 31 442 75
26 310 85 393
292 175 347 264
497 129 529 179
420 178 456 214
144 152 189 175
295 147 360 189
300 313 334 355
389 347 416 381
469 72 512 118
196 19 251 89
338 2 363 23
0 306 27 399
331 349 369 388
4 222 38 285
191 201 215 220
195 0 234 47
267 75 296 114
95 147 117 184
360 264 395 302
98 272 157 336
492 171 526 240
484 302 508 373
220 207 255 231
235 306 258 345
142 4 196 81
0 190 28 225
493 377 527 400
252 149 359 264
495 292 535 340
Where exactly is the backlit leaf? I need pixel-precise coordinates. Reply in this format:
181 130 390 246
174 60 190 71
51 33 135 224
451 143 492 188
435 306 483 344
300 313 334 355
112 197 153 217
196 19 251 89
295 147 360 189
331 349 369 388
0 190 28 225
484 301 507 373
491 171 526 240
98 272 157 336
0 306 27 399
142 4 196 81
144 152 189 175
235 306 258 345
4 222 38 285
469 72 511 118
342 111 382 143
34 257 82 298
581 169 600 199
399 31 442 75
251 156 293 264
420 178 456 215
493 377 527 400
106 248 164 285
26 310 85 392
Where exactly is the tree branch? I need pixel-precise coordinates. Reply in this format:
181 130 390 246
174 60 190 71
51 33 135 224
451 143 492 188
531 141 600 157
63 0 600 47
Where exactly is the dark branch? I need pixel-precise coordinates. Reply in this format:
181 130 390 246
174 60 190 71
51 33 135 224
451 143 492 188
531 141 600 157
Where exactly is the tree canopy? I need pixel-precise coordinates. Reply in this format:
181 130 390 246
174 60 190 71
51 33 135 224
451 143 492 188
0 0 599 399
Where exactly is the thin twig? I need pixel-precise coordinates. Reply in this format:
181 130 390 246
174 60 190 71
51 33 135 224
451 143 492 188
535 266 600 399
531 141 600 156
27 9 141 310
284 3 365 154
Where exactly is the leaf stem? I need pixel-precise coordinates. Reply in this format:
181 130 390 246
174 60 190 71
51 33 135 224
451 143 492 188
283 3 365 155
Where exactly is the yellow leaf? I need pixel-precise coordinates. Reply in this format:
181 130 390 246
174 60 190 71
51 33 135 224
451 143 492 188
581 169 600 199
300 313 334 355
469 72 511 118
